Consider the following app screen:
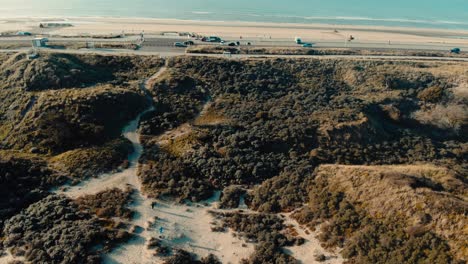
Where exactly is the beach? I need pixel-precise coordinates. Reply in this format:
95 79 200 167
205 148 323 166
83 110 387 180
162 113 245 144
2 17 468 47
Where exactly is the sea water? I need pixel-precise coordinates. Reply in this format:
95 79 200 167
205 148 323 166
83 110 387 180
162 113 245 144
1 0 467 30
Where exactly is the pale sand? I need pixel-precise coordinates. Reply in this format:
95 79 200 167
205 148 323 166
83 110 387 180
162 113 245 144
0 251 25 263
283 213 343 264
1 17 468 46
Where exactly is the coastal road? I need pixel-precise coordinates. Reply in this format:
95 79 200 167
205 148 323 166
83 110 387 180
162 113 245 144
2 34 468 53
1 34 468 62
2 47 468 63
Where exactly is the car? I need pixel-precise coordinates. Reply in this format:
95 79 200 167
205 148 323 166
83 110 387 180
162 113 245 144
228 42 237 46
184 41 194 46
16 31 32 36
210 36 222 42
302 43 313 48
451 48 461 54
174 42 187 48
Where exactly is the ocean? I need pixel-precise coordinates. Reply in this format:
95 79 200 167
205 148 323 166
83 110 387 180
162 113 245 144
1 0 468 30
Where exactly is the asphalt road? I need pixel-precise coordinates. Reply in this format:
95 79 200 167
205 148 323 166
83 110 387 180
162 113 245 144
1 35 468 62
2 34 468 52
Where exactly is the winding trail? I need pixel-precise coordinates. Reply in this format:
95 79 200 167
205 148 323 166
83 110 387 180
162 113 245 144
55 67 253 263
54 65 343 264
56 68 165 264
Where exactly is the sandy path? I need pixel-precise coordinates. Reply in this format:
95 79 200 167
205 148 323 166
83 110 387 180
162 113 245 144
282 212 344 264
54 67 254 263
52 65 343 264
55 69 163 264
143 192 255 264
60 66 167 198
0 251 25 263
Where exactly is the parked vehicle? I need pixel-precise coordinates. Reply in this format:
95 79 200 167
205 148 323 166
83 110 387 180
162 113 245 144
184 41 195 46
201 36 222 43
228 42 237 46
451 48 461 54
174 42 187 47
302 43 313 48
210 36 222 42
16 31 32 36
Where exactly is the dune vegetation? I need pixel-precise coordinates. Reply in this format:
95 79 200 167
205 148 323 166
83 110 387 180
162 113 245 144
138 56 467 263
0 52 163 263
0 51 466 263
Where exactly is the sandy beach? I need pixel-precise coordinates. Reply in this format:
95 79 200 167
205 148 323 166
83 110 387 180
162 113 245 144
2 17 468 46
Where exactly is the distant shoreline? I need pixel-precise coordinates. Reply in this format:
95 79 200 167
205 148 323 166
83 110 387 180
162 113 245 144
2 16 468 48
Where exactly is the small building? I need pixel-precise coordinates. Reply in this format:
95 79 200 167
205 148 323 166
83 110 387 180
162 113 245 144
32 38 48 48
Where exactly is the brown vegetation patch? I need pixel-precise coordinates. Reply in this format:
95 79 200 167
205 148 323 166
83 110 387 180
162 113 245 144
314 164 467 261
4 85 148 154
194 102 229 126
75 188 134 219
49 138 133 181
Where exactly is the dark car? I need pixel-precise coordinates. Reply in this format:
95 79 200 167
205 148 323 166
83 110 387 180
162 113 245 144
451 48 461 54
16 31 32 36
228 42 237 46
174 42 187 48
